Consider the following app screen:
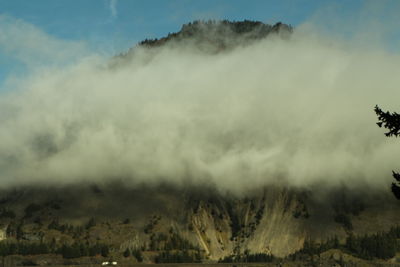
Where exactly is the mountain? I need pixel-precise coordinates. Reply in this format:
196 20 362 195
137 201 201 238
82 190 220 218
0 182 399 266
111 20 292 66
0 20 400 266
137 20 292 48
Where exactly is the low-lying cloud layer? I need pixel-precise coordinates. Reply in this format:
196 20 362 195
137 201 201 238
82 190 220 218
0 19 399 193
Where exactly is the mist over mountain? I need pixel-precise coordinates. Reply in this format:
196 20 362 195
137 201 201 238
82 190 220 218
0 20 399 193
0 19 400 265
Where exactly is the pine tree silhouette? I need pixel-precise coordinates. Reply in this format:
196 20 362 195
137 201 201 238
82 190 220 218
375 105 400 199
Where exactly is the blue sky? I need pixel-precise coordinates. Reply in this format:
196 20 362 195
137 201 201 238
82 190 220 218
1 0 399 85
0 0 362 46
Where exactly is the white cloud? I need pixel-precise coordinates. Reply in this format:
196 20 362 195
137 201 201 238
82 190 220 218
0 18 399 194
0 15 89 69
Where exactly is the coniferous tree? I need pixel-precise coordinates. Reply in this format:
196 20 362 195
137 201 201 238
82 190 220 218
86 217 96 229
123 248 130 257
101 245 109 257
16 223 24 240
132 249 143 262
375 106 400 198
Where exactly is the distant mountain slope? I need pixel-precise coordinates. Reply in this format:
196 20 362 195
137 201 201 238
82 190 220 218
137 20 292 48
112 20 292 65
0 183 399 263
1 20 400 266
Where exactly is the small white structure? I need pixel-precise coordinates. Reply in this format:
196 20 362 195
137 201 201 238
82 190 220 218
101 262 117 266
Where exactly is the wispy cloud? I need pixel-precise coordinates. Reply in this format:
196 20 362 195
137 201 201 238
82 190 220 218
109 0 118 20
0 15 88 69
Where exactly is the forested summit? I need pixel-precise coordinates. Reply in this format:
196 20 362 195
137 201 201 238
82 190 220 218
139 20 292 47
114 20 292 61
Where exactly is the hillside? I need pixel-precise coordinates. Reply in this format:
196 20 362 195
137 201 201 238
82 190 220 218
137 20 292 48
111 20 292 65
0 20 400 266
0 183 400 265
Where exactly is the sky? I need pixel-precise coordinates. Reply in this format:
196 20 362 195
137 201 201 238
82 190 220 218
1 0 399 85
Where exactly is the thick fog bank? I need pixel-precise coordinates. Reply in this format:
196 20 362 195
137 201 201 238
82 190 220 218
0 23 400 193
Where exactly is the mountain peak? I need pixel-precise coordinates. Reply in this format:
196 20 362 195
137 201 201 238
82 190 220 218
138 20 293 49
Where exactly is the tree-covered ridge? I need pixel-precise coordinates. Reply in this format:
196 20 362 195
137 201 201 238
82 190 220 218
217 226 400 264
0 214 197 263
290 226 400 261
111 19 292 69
138 20 292 49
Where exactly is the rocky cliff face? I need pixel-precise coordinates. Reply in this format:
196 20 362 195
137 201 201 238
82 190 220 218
184 187 307 258
0 183 398 260
184 186 400 259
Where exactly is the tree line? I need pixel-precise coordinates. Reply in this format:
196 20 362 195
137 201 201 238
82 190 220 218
154 250 201 263
290 225 400 260
219 252 274 263
0 241 111 259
